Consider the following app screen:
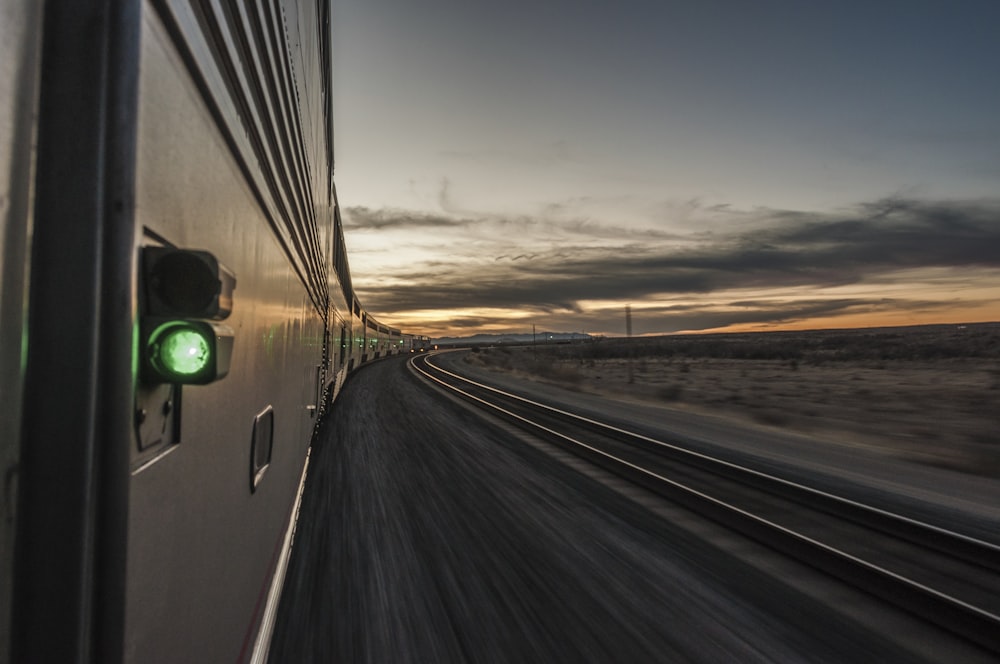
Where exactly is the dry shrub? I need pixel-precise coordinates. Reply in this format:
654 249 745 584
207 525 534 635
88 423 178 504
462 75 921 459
751 409 790 427
989 368 1000 390
530 358 583 385
657 385 684 401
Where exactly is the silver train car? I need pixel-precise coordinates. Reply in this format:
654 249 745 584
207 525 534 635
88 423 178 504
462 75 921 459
1 1 403 661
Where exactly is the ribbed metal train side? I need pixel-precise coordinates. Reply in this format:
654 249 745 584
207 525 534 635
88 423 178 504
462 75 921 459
125 3 342 661
5 1 394 662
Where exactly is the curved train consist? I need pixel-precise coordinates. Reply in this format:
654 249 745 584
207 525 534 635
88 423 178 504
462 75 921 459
0 1 421 661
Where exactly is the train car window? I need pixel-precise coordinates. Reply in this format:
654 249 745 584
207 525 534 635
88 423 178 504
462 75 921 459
339 324 347 365
250 405 274 492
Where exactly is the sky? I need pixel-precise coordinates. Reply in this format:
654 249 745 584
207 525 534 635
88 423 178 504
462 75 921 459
330 0 1000 338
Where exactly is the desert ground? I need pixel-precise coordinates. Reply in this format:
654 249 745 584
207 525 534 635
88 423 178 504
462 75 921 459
461 323 1000 477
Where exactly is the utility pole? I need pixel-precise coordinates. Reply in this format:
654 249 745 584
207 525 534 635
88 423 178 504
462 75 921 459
626 305 634 384
532 324 536 361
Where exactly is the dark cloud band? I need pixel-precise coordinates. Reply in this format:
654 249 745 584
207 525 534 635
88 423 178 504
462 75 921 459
346 196 1000 333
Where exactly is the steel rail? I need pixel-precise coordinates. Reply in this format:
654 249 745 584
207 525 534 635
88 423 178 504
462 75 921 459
410 351 1000 655
419 353 1000 567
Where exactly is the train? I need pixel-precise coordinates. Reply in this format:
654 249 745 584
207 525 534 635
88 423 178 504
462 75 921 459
1 1 415 661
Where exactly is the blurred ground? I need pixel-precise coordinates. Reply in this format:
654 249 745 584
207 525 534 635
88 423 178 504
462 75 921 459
269 355 945 663
462 323 1000 476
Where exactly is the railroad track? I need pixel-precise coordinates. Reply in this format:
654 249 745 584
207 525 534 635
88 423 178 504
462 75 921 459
410 350 1000 656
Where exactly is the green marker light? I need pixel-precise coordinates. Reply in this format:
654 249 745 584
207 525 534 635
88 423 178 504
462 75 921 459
159 327 211 375
148 322 213 381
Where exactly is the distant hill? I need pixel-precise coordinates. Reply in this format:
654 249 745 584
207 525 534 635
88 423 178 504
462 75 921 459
432 332 593 346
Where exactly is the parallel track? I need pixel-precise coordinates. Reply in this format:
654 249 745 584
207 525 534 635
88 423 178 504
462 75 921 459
410 351 1000 656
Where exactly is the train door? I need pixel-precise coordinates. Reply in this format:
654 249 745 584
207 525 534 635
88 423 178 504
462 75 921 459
1 0 43 659
7 3 141 662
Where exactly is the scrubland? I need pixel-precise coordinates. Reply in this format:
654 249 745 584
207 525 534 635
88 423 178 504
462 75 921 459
462 323 1000 476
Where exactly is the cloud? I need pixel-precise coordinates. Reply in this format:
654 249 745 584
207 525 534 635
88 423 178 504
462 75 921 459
341 206 475 231
346 196 1000 333
540 299 886 336
344 204 692 243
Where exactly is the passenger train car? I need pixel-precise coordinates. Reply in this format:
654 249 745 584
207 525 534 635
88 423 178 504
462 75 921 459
1 1 406 661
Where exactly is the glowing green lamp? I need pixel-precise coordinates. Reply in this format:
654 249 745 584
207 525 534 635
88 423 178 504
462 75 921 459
152 323 211 376
144 320 233 385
